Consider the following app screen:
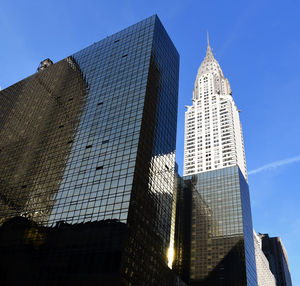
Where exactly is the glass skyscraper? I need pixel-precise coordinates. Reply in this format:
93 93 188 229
0 15 180 285
184 166 257 285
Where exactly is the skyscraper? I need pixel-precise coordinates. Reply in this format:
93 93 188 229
253 230 276 286
0 15 180 285
183 34 247 180
259 234 293 286
183 37 257 285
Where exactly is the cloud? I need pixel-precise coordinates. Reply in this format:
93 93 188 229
248 155 300 175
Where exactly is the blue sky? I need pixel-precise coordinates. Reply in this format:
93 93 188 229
1 0 299 284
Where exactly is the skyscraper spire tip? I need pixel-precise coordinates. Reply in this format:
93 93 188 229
207 31 210 47
205 31 213 58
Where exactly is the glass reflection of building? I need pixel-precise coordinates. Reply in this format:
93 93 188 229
184 166 258 285
0 15 180 285
173 175 192 284
0 56 87 225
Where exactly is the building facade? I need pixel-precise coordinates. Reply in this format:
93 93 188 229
253 231 276 286
183 35 247 180
184 166 257 286
173 174 193 284
259 234 293 286
0 15 180 285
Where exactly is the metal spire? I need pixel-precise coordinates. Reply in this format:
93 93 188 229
205 31 214 59
207 31 210 47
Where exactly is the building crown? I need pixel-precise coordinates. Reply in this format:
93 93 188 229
196 33 224 79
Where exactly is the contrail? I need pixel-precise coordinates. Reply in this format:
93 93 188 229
248 155 300 175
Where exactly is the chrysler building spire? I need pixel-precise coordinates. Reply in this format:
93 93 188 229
205 31 214 59
207 31 210 46
184 35 247 180
196 35 225 84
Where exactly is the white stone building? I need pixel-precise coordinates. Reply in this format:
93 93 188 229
253 230 277 286
183 36 247 180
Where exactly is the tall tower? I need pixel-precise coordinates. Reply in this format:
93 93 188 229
0 15 180 285
184 34 247 180
182 36 258 286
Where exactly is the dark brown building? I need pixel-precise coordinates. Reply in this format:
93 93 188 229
0 15 181 286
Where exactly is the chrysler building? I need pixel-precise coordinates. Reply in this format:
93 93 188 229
183 35 247 180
